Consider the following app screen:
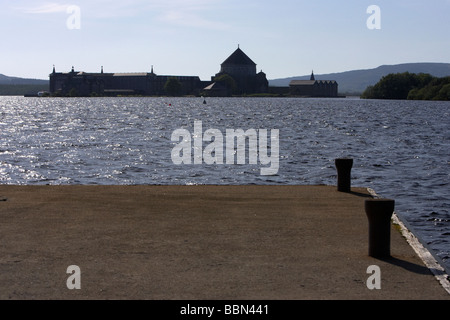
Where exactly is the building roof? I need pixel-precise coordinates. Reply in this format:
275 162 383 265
221 47 256 66
290 80 337 86
113 73 148 77
290 80 316 86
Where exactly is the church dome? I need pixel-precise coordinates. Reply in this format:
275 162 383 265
219 47 257 77
221 47 256 66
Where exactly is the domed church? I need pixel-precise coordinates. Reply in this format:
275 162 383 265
211 46 269 95
49 46 271 97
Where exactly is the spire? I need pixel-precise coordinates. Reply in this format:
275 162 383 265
101 66 103 73
149 65 156 76
52 65 55 73
310 70 315 81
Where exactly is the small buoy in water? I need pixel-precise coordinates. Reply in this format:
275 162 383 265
168 103 171 106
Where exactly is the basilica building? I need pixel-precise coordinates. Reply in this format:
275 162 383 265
49 47 269 97
210 46 269 95
48 47 336 97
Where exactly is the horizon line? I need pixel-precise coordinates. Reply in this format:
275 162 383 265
2 61 450 82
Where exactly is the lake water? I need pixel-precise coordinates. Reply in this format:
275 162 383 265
0 96 449 273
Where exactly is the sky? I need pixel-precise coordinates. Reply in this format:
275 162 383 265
1 0 449 81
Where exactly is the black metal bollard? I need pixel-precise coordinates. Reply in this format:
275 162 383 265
365 199 395 258
335 158 353 192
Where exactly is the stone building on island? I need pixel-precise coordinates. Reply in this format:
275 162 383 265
49 47 269 97
49 65 206 97
289 71 338 97
48 48 337 97
205 46 269 96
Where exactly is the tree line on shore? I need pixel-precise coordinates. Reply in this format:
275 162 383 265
361 72 450 100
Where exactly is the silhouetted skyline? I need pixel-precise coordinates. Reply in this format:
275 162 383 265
2 0 449 80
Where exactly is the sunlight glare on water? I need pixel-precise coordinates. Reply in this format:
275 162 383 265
0 96 448 271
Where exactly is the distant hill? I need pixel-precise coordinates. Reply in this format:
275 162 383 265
0 74 49 96
0 74 48 85
269 63 450 95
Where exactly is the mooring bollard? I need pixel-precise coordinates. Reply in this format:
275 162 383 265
365 199 395 258
335 158 353 192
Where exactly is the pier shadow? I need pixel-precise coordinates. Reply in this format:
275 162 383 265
375 256 441 276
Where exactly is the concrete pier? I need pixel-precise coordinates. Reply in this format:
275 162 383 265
0 185 448 300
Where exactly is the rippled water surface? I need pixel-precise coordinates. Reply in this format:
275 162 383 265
0 96 449 271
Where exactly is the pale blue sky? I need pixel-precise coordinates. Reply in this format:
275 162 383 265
1 0 449 80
